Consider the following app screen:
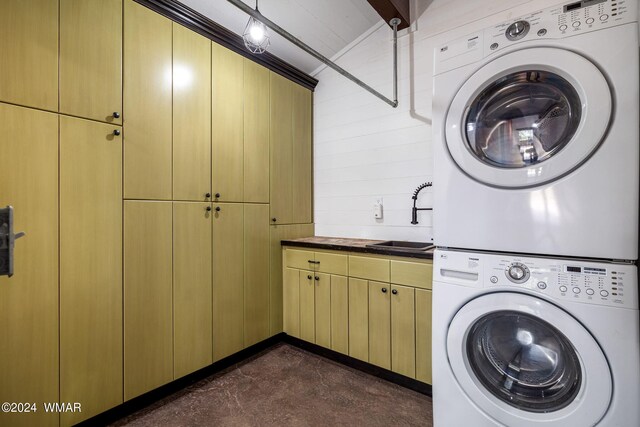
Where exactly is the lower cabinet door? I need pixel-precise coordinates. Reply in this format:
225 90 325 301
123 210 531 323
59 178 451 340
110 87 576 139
391 284 416 378
243 204 270 347
124 201 173 400
0 105 59 427
173 202 212 378
60 116 123 425
330 275 349 355
283 267 301 337
415 289 433 384
348 278 369 362
299 270 315 343
368 281 391 370
314 272 331 348
212 203 244 361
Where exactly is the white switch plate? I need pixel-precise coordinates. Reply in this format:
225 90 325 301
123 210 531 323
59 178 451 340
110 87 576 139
374 198 383 219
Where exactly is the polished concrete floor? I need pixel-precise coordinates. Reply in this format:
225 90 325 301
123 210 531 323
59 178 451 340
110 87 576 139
112 343 433 426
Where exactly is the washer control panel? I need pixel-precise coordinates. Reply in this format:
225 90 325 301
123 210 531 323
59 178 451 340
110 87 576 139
484 0 636 56
435 249 638 310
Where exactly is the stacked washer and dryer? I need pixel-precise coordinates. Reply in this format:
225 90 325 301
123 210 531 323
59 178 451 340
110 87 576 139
431 0 640 425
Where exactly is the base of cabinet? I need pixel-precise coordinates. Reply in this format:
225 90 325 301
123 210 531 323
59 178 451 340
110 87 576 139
284 335 432 397
77 332 430 425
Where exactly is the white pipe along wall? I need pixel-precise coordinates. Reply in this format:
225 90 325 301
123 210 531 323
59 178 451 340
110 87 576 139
312 0 567 242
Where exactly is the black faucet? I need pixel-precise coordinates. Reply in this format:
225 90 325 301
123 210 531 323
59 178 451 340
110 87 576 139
411 182 433 225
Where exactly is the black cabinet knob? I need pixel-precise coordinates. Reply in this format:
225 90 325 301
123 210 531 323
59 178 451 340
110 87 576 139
381 288 387 293
215 206 221 212
206 206 212 212
307 275 312 280
392 289 398 295
314 276 319 281
205 193 211 198
113 129 121 136
215 193 221 198
271 218 277 222
113 112 120 118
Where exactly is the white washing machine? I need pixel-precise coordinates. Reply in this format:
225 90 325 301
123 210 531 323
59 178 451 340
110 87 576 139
432 0 639 260
432 248 640 426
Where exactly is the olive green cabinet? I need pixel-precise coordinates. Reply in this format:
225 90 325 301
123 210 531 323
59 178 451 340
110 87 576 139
283 248 433 384
270 73 313 224
60 0 123 124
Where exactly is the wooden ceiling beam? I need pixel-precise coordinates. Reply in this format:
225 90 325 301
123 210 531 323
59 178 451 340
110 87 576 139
366 0 410 30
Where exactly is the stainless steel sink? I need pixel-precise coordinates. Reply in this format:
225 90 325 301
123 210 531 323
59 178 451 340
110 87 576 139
365 241 435 252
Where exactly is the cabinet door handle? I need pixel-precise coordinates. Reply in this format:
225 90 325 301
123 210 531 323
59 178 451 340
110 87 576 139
113 129 121 136
271 217 277 222
113 111 120 118
314 276 319 281
205 192 211 198
307 275 312 280
392 289 398 295
215 206 221 212
307 260 320 264
206 206 212 212
215 193 221 198
381 287 387 293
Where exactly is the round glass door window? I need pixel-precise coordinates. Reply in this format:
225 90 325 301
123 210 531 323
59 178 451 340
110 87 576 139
466 310 581 412
465 71 582 168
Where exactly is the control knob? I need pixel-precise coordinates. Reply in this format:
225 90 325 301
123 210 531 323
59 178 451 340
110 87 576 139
505 262 530 284
506 20 530 40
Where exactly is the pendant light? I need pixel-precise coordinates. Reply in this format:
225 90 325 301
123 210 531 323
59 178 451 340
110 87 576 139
242 0 270 54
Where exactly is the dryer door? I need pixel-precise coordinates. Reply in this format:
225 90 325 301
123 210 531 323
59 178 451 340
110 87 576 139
447 292 612 426
445 47 611 188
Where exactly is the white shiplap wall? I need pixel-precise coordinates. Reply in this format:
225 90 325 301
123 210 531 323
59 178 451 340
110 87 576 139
313 0 562 241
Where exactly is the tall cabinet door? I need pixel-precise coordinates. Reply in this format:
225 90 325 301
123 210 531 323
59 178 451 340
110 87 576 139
212 203 244 361
173 24 211 201
391 285 416 378
123 0 173 200
212 44 244 202
269 73 293 224
244 204 270 346
124 201 173 400
173 202 212 378
291 84 312 224
368 281 391 370
60 0 122 124
0 105 59 427
60 116 123 425
244 60 270 203
0 0 58 111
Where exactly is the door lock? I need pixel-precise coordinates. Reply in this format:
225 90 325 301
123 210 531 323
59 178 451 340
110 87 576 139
0 206 26 277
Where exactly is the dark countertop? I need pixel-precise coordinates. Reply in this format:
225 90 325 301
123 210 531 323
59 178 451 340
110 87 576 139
281 236 434 260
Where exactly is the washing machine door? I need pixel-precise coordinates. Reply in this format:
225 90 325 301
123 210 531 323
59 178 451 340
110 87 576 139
445 47 611 188
447 292 612 426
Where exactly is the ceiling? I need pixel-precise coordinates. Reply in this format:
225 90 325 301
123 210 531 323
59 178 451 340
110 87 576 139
178 0 383 74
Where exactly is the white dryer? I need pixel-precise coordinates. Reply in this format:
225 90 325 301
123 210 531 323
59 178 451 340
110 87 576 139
432 248 640 426
432 0 639 260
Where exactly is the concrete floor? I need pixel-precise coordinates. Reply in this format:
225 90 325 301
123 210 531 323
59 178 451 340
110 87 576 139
112 343 433 426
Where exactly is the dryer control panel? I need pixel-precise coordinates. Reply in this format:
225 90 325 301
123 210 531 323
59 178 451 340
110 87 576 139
434 249 639 310
484 0 636 56
434 0 637 75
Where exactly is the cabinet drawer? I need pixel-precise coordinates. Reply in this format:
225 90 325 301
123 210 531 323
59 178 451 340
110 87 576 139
285 249 315 270
349 256 389 282
315 252 347 276
391 260 433 290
